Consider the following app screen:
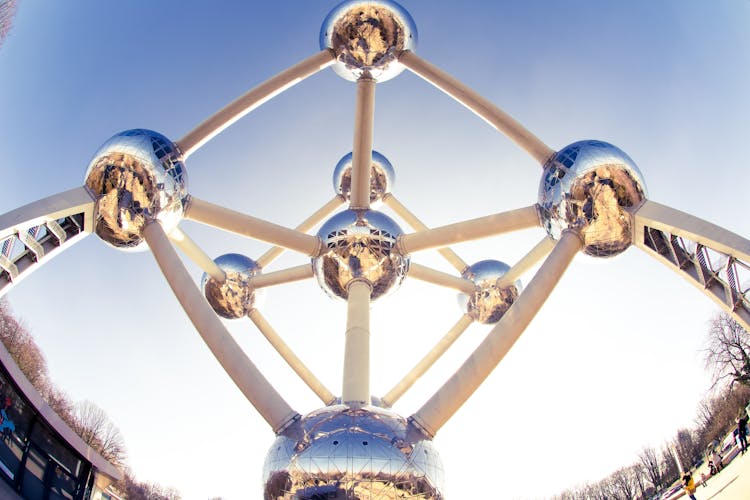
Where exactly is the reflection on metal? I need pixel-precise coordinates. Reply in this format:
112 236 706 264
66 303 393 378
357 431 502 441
313 209 409 300
538 140 647 257
320 0 417 82
84 129 187 251
2 1 750 497
264 405 444 499
201 254 261 319
333 150 395 207
459 260 521 324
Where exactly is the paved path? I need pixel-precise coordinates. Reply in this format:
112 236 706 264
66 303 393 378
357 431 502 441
684 449 750 500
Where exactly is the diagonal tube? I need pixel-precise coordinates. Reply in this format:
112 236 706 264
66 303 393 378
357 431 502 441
256 195 344 269
409 231 582 438
248 309 336 405
143 222 299 433
496 236 556 288
399 51 555 166
350 78 376 210
248 264 313 289
398 205 540 255
408 263 475 294
168 226 226 283
185 197 320 256
384 194 467 272
382 314 473 407
178 50 336 157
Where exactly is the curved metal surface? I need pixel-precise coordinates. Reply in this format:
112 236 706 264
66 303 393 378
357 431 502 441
263 405 444 499
538 140 647 257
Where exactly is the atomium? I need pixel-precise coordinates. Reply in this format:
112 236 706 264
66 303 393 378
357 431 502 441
1 1 749 499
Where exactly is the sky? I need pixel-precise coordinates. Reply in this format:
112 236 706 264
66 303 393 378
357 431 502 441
1 1 749 498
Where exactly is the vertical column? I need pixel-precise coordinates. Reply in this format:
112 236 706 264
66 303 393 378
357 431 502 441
350 78 376 210
342 280 372 404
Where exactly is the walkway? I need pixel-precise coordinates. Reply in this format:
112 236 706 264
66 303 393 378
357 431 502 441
681 448 750 500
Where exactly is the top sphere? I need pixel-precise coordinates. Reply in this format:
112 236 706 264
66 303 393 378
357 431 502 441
332 150 395 206
320 0 417 82
84 129 188 251
537 140 647 258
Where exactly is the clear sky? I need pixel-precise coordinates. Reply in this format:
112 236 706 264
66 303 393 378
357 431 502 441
1 1 749 498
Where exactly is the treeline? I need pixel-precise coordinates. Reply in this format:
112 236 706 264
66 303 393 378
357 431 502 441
0 299 180 499
553 312 750 500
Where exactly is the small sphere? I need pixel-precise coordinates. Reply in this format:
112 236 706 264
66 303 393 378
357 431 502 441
263 405 445 499
332 150 395 206
320 0 417 82
201 254 262 319
84 129 188 251
458 260 521 324
538 140 647 258
313 209 409 300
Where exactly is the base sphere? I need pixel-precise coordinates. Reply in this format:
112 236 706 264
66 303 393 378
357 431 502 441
263 405 445 499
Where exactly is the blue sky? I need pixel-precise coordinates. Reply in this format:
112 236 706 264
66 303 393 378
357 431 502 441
1 1 750 498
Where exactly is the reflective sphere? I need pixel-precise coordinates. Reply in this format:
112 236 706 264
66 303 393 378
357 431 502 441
313 209 409 300
84 129 187 251
320 0 417 82
538 140 647 257
201 254 262 319
263 405 445 499
332 150 395 206
458 260 521 324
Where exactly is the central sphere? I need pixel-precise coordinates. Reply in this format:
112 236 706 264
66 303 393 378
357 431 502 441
332 150 395 206
458 260 521 324
538 140 647 258
263 405 445 499
313 209 409 300
83 129 187 251
320 0 417 82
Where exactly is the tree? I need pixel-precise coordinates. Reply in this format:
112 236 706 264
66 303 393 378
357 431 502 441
638 446 664 492
0 0 17 47
610 466 637 500
70 400 127 466
673 428 701 472
703 312 750 388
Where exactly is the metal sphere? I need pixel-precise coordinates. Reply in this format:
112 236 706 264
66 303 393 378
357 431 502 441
538 140 647 258
313 209 409 301
83 129 188 251
263 405 445 499
320 0 417 82
201 254 262 319
332 150 395 206
458 260 521 324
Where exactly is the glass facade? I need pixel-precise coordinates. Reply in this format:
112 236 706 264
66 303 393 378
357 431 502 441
0 360 114 499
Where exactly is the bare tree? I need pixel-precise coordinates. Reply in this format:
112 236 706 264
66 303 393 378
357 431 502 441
703 312 750 388
638 446 664 492
70 400 127 466
611 466 637 500
0 0 17 47
0 300 49 387
673 428 701 471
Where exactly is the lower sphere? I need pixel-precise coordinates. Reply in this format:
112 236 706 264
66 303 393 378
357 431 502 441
263 405 445 499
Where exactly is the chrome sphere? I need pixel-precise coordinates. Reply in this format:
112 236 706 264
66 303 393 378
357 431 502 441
263 405 445 499
313 209 409 300
458 260 521 324
201 254 261 319
332 150 395 206
84 129 187 251
320 0 417 82
538 140 647 258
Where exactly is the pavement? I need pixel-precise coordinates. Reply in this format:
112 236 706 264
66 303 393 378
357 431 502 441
674 448 750 500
